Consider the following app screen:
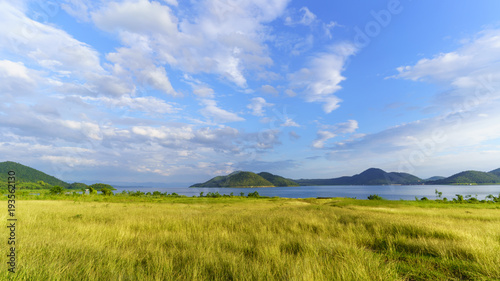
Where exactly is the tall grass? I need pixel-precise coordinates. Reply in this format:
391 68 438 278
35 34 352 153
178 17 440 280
2 198 499 280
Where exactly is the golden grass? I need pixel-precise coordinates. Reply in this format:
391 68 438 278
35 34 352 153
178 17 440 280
2 197 500 280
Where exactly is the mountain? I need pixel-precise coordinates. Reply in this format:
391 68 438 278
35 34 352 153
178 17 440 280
428 170 500 185
489 168 500 177
257 172 299 187
295 168 422 186
0 161 69 187
424 176 446 182
190 171 298 187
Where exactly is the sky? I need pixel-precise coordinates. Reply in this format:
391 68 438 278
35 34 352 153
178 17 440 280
1 0 500 186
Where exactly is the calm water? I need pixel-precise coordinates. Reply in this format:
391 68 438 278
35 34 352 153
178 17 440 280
113 185 500 200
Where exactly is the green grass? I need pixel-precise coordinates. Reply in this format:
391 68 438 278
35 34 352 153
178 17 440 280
2 197 500 280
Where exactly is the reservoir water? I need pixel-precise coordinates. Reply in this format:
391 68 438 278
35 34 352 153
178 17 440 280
113 185 500 200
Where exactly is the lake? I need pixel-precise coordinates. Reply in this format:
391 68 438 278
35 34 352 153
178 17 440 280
113 185 500 200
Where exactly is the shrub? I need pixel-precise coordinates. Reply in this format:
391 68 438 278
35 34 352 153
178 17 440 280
247 191 260 198
49 185 64 195
101 187 113 196
367 194 383 200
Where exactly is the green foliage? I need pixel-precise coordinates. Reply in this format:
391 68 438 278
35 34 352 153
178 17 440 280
89 183 116 191
68 182 88 190
49 185 64 195
101 187 113 196
8 199 500 280
247 191 260 198
257 172 299 186
368 194 383 200
0 161 69 187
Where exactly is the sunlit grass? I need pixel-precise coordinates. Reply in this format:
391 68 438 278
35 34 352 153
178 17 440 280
2 197 499 280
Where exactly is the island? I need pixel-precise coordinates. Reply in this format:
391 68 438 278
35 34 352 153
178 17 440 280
190 171 300 187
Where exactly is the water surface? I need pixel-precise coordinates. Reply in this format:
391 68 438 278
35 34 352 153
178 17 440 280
113 185 500 200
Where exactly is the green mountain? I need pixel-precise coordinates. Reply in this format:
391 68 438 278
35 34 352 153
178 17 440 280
191 171 288 187
488 168 500 177
429 170 500 185
424 176 446 182
295 168 422 186
0 161 69 188
257 172 299 187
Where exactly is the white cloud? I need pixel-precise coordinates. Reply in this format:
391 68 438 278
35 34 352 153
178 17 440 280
313 120 358 148
289 42 357 113
323 21 339 39
91 0 178 35
299 7 317 26
193 87 215 98
0 60 37 95
200 99 245 123
281 118 300 127
89 0 290 90
393 29 500 110
61 0 94 22
284 6 317 26
82 95 179 115
247 97 273 116
261 84 279 95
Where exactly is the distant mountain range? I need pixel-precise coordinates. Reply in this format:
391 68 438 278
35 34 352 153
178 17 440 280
426 170 500 185
295 168 421 186
296 168 500 186
2 161 500 188
190 171 299 187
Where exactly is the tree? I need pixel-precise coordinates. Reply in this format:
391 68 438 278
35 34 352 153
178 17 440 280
367 194 383 200
49 185 64 195
89 183 116 191
101 187 113 196
435 189 442 199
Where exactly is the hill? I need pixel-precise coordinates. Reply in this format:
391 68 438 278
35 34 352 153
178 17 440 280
295 168 422 186
191 171 299 187
488 168 500 177
424 176 446 182
0 161 69 188
429 170 500 185
257 172 299 187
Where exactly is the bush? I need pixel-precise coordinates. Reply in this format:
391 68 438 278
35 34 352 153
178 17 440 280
247 191 260 198
101 187 113 196
49 185 64 195
367 194 383 200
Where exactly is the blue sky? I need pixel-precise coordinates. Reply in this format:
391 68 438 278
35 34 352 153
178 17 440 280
1 0 500 185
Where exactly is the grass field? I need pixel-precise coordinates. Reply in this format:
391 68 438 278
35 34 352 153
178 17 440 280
2 196 500 280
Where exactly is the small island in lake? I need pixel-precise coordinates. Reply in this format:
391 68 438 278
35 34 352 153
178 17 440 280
190 171 299 187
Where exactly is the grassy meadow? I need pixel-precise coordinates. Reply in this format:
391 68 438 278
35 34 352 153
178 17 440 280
2 195 500 280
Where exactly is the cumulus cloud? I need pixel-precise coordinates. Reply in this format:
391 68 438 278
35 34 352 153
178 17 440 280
289 42 357 113
89 0 290 89
200 99 245 123
247 97 273 116
0 60 37 96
